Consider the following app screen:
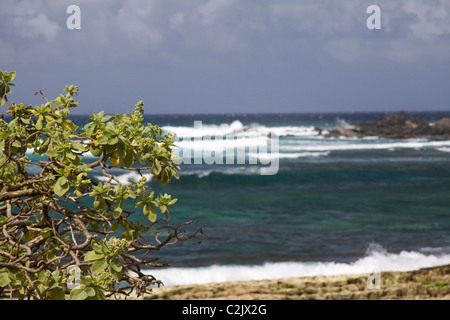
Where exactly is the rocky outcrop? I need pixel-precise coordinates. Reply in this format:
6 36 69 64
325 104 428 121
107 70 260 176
433 118 450 134
326 112 450 139
378 111 406 127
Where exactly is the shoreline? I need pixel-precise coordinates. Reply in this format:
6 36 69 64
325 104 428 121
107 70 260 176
138 264 450 300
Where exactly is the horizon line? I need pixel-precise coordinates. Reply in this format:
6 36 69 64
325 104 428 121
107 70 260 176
65 109 450 116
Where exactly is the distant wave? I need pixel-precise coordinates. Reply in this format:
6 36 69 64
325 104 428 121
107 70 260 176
249 152 330 161
146 244 450 286
180 166 262 178
280 139 450 153
24 125 450 164
173 136 270 153
163 120 321 138
164 120 246 138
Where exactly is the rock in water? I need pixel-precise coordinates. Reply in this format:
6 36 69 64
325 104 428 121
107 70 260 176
433 118 450 134
376 112 405 127
325 112 450 139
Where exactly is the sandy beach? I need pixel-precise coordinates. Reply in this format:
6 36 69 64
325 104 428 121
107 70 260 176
140 264 450 300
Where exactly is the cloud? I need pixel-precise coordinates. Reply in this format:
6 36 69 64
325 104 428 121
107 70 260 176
13 13 61 42
168 0 249 53
115 0 163 47
2 0 61 42
266 0 450 63
403 0 450 40
1 0 450 65
197 0 239 26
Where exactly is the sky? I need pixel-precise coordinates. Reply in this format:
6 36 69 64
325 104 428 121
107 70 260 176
1 0 449 115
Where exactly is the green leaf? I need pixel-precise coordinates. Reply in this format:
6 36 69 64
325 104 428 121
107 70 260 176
12 140 21 148
44 248 57 261
143 204 157 222
7 71 16 82
92 258 108 274
47 149 58 158
151 159 162 175
113 199 124 219
40 228 53 239
58 176 68 185
121 230 137 242
89 145 102 157
94 196 106 211
69 285 88 300
94 287 106 300
48 288 66 300
0 269 11 287
171 168 180 179
35 117 43 130
84 251 104 261
159 205 167 214
108 136 118 146
135 200 144 209
54 177 70 197
158 168 171 184
123 148 134 167
111 222 119 231
50 98 64 108
97 134 110 145
91 241 104 254
38 138 50 154
85 286 96 297
51 270 62 282
66 151 76 161
72 143 85 152
110 258 122 273
117 139 126 159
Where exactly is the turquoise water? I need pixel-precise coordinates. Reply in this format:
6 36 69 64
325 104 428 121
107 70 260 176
66 112 450 284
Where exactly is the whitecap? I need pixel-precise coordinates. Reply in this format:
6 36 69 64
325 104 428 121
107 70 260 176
249 152 330 161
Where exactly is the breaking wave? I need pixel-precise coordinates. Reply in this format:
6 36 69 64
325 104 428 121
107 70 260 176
147 244 450 286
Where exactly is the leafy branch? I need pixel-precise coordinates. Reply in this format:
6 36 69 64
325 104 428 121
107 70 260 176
0 70 202 300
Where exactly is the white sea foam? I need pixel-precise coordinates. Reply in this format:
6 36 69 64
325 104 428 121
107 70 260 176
437 147 450 153
280 139 450 153
146 245 450 286
174 136 269 153
164 120 246 138
249 152 330 161
245 125 319 137
180 166 262 178
164 122 450 157
335 118 355 130
163 121 320 139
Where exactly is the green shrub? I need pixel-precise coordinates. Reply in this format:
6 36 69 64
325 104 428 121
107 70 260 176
0 69 202 300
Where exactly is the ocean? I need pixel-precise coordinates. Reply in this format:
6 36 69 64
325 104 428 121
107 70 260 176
65 112 450 285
